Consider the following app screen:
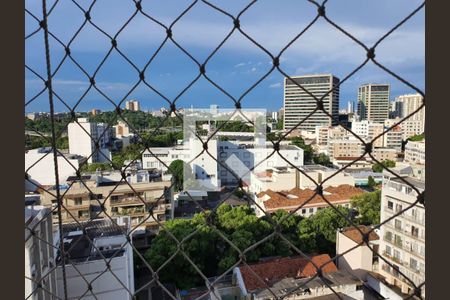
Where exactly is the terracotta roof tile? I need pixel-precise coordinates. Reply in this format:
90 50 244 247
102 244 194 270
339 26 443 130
258 184 364 211
341 225 379 244
238 254 337 292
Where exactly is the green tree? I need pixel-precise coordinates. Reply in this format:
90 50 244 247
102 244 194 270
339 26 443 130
289 137 313 163
276 116 284 130
350 190 381 225
297 206 353 255
168 160 191 191
313 153 331 166
408 133 424 142
367 175 376 189
372 159 396 173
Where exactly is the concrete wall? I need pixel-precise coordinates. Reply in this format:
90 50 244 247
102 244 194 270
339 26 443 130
336 232 373 274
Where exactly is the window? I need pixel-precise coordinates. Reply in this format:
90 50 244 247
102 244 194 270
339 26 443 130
394 234 402 247
395 203 403 213
74 198 82 205
395 219 402 230
111 207 118 213
410 258 418 270
302 209 306 214
411 226 419 238
309 208 314 213
385 231 392 242
385 245 391 256
387 201 393 210
111 195 119 201
393 249 401 260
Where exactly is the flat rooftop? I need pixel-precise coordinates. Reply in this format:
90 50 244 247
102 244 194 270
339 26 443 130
57 218 129 264
391 176 425 190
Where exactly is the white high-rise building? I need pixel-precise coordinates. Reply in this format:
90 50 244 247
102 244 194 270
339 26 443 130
397 94 424 121
396 94 425 137
68 118 112 164
347 101 355 114
283 74 340 132
378 169 425 298
357 84 390 123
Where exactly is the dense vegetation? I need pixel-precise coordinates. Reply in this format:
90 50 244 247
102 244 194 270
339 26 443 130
372 159 396 173
144 204 356 289
407 133 424 142
350 190 381 225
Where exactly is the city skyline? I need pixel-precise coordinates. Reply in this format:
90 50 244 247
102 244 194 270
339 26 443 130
25 0 424 113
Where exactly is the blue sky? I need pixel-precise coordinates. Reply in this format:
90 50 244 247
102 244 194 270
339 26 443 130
25 0 424 113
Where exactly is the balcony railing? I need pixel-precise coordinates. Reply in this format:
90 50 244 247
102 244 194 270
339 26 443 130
383 236 425 259
383 222 425 242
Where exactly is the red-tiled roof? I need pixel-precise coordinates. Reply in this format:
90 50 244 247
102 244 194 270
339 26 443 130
258 184 364 211
342 225 379 244
238 254 338 292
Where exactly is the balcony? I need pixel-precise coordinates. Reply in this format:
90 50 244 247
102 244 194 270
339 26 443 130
383 222 425 242
110 196 148 206
383 236 424 259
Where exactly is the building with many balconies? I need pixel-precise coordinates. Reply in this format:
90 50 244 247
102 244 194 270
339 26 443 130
378 169 425 297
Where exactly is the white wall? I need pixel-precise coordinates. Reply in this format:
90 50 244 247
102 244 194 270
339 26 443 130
25 149 82 186
336 232 373 274
57 247 134 300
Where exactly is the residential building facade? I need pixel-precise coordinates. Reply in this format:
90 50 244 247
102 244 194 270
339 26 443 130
68 118 112 164
404 140 425 165
283 74 340 132
378 172 425 297
40 173 173 232
357 84 390 123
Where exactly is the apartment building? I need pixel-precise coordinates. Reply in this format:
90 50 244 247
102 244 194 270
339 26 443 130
352 120 384 148
378 172 425 297
25 147 87 186
249 165 355 194
142 139 304 189
371 147 399 162
283 74 340 132
254 184 364 218
382 126 403 150
385 118 424 140
68 118 112 164
125 100 140 111
40 172 172 232
55 218 134 299
328 138 364 159
315 125 348 148
25 206 57 300
404 140 425 165
396 94 424 122
217 141 303 187
357 84 390 123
